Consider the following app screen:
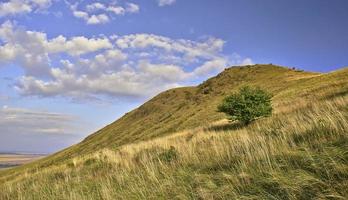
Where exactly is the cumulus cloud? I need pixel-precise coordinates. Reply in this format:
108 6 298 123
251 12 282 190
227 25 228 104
86 2 106 12
69 1 140 25
47 35 113 56
106 6 125 15
72 10 89 19
228 53 254 66
240 58 254 65
193 58 228 76
0 1 32 16
125 3 140 13
71 7 110 25
0 22 252 101
0 0 53 17
15 61 184 98
86 14 110 25
0 21 113 76
157 0 176 7
138 60 188 82
115 34 225 62
0 21 51 77
31 0 52 8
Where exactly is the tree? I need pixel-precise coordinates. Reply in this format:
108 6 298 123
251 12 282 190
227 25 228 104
218 86 273 124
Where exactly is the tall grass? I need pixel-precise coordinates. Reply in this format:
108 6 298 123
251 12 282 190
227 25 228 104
1 95 347 199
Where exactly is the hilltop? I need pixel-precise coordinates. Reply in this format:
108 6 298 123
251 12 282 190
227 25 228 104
0 64 347 199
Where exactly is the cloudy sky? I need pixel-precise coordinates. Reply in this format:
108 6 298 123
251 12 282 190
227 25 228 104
0 0 347 153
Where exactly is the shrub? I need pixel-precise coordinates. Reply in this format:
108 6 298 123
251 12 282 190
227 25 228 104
218 86 273 124
158 146 178 163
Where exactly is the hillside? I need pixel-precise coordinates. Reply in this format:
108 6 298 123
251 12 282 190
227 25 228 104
0 64 348 199
43 65 344 160
32 65 320 158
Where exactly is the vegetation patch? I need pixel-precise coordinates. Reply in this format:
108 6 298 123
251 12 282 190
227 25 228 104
158 146 179 163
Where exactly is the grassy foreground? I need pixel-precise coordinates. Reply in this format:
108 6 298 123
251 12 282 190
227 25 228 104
1 93 347 199
0 65 347 199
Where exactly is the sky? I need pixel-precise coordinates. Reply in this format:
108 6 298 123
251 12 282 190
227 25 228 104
0 0 347 154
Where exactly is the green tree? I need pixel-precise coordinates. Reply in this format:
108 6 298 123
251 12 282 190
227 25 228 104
218 86 273 124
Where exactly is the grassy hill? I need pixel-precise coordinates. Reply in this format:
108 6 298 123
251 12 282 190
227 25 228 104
0 64 347 199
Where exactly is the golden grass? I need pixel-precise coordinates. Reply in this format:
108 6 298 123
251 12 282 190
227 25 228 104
1 94 347 199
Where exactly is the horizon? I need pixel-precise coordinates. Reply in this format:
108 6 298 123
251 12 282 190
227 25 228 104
1 0 348 153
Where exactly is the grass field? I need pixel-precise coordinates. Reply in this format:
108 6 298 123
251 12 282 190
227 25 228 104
0 65 347 199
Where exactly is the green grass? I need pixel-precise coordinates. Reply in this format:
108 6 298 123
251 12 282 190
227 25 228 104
0 64 347 199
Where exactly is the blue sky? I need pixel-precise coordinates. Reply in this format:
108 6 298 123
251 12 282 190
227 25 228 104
0 0 347 153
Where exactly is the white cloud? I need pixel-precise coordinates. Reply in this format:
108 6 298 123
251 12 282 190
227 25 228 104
87 14 110 24
115 34 225 62
125 3 140 13
106 6 125 15
69 1 140 25
73 10 89 20
0 21 51 76
0 0 53 17
240 58 254 65
0 22 252 100
228 53 254 66
16 61 184 98
0 43 19 60
193 58 228 76
0 21 113 77
157 0 176 7
138 60 188 82
31 0 52 7
72 9 110 25
0 21 112 56
86 2 106 12
0 0 32 17
47 35 113 56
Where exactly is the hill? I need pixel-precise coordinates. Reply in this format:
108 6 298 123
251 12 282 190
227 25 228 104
43 65 345 160
7 65 321 167
0 64 347 199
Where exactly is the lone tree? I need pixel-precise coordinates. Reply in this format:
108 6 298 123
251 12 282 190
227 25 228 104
218 86 273 124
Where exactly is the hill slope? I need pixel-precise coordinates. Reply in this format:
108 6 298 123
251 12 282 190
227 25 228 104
0 64 348 199
46 65 344 159
40 65 320 157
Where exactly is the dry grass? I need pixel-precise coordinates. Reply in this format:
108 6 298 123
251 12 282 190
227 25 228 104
0 94 347 199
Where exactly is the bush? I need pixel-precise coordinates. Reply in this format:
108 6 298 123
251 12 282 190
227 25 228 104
158 146 178 163
218 86 272 124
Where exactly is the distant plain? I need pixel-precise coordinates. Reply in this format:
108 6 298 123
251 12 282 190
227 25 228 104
0 154 45 169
